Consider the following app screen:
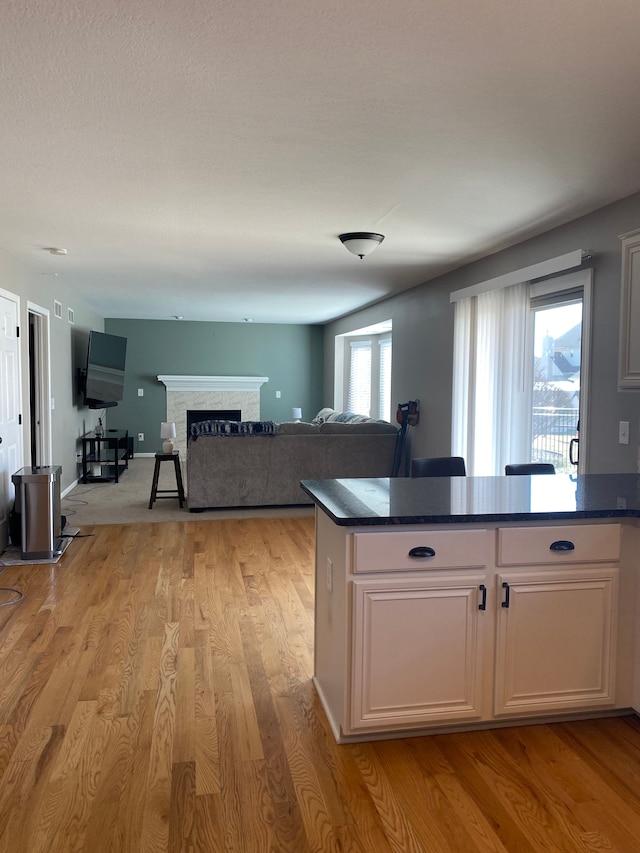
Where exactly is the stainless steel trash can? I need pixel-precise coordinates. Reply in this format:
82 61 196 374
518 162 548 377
11 466 62 559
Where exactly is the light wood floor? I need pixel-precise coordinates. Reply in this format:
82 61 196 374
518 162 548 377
1 517 640 852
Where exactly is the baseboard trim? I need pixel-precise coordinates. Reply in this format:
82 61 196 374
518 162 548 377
62 455 155 498
61 478 79 498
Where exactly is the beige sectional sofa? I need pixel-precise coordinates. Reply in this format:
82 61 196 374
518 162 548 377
186 417 398 510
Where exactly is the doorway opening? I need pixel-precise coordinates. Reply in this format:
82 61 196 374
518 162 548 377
27 305 52 467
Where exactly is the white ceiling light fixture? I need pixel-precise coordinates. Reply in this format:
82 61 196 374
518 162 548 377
339 232 385 259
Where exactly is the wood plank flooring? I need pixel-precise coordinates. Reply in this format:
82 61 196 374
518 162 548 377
1 516 640 852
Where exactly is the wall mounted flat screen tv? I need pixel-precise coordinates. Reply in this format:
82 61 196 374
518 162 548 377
83 331 128 409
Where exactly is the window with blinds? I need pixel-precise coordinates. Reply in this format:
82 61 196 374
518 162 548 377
347 341 372 415
346 335 392 419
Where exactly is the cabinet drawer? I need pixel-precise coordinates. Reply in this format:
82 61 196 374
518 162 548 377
352 529 490 573
498 524 620 566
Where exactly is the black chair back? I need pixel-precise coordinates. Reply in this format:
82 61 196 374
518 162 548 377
505 463 555 475
411 456 466 477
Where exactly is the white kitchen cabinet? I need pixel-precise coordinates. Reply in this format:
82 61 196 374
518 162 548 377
350 572 486 730
312 511 631 743
494 566 618 716
618 228 640 389
495 524 620 716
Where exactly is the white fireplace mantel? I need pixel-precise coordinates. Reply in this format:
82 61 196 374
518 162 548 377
157 375 269 391
158 376 268 458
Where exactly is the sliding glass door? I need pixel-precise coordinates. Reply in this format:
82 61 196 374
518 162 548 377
530 299 581 472
528 270 591 474
452 267 591 476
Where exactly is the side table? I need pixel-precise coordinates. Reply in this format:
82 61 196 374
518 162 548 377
148 452 185 509
81 429 129 483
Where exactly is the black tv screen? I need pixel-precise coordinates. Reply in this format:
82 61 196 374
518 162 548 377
83 331 127 408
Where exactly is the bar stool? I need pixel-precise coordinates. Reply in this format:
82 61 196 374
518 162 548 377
149 452 185 508
505 463 555 475
411 456 466 477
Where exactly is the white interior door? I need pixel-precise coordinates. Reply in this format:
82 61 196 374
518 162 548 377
0 291 23 548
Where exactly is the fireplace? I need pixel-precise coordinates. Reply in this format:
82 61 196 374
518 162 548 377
158 375 268 459
187 409 241 432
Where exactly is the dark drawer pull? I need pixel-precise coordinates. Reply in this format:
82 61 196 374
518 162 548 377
478 584 487 611
550 540 575 552
502 582 510 608
408 546 436 559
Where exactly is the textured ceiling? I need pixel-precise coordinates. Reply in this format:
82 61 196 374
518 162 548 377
2 0 640 324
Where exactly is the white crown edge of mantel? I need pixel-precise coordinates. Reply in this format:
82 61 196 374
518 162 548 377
158 375 269 391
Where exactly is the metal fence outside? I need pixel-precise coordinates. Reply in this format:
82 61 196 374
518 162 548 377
531 406 579 472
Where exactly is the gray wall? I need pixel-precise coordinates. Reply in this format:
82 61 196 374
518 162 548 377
324 191 640 475
4 188 639 497
104 318 324 453
0 248 105 493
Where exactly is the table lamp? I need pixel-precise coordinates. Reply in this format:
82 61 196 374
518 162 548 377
161 421 176 453
292 407 302 422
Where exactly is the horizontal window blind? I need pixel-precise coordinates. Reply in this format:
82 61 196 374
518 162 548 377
348 341 372 416
378 337 392 421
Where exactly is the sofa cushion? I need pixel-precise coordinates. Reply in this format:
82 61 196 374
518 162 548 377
319 421 398 435
277 421 321 435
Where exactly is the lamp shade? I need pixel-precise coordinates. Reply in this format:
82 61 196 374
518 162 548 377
339 232 385 259
160 421 176 454
292 407 302 421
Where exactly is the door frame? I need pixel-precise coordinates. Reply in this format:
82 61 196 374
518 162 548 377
27 302 52 466
527 269 592 475
0 287 23 548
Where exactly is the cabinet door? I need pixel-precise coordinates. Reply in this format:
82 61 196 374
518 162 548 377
619 229 640 389
350 574 486 731
494 567 618 716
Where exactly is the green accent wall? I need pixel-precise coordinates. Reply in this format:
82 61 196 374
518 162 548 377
104 319 324 454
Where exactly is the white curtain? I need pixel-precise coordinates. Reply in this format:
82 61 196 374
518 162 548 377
378 337 392 421
452 282 529 476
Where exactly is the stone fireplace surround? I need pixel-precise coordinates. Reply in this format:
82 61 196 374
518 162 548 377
158 375 269 458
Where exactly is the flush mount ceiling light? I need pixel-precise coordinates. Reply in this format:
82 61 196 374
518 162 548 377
339 232 385 259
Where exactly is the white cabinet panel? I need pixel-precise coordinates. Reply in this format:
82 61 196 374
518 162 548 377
350 574 486 730
494 567 618 715
619 229 640 389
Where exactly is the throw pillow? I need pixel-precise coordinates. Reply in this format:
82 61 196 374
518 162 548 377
312 407 335 424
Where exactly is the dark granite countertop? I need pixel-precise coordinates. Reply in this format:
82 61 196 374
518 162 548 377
300 474 640 526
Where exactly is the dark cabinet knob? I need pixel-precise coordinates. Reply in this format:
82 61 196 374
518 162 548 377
550 540 575 552
408 546 436 559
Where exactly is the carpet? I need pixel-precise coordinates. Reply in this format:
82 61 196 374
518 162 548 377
60 457 314 526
